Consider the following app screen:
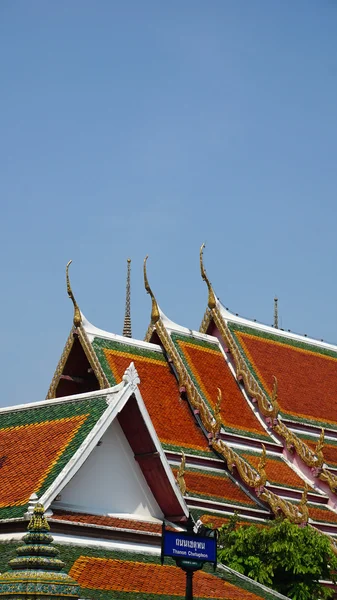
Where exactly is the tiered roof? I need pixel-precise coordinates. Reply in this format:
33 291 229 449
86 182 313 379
0 369 187 525
5 251 337 599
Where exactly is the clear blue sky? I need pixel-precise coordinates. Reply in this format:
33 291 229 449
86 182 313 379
1 1 337 406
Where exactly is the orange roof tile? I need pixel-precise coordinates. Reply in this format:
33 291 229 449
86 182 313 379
171 334 270 439
0 395 109 520
69 556 265 599
231 325 337 427
171 467 258 507
92 337 210 454
0 415 86 508
52 511 162 533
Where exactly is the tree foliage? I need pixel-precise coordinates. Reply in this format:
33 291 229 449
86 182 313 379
217 516 337 600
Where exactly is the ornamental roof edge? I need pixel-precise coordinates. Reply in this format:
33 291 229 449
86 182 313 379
218 300 337 353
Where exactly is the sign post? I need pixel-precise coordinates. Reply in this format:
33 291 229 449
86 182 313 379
161 516 217 600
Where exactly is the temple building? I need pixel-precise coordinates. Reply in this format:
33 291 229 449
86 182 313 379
2 247 337 599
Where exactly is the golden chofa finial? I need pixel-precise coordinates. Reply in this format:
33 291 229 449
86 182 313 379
200 243 217 310
66 260 82 327
143 256 160 324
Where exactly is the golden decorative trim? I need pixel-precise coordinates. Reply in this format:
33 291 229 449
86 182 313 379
319 468 337 493
46 326 109 399
176 451 187 496
212 438 267 488
143 256 305 520
144 322 155 343
207 303 337 493
153 319 271 500
260 484 309 525
200 243 217 310
143 256 160 324
210 388 222 438
273 420 323 469
77 326 109 390
46 329 75 399
66 260 82 327
212 309 279 419
199 307 212 334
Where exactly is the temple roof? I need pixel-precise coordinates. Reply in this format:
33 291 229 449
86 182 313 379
0 366 187 523
0 541 291 600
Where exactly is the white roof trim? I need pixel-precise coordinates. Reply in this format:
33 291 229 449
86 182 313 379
219 301 337 353
39 380 134 509
81 313 163 351
218 563 291 599
0 383 125 415
35 363 188 519
159 308 218 342
132 384 189 518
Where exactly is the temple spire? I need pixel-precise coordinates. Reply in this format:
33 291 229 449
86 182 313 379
274 296 279 329
123 258 132 338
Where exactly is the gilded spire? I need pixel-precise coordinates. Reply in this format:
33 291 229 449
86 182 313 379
0 503 80 600
274 297 279 328
143 255 160 324
66 260 82 327
27 502 50 531
200 243 217 310
123 258 132 338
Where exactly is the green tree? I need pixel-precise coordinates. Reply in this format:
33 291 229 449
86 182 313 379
217 516 337 600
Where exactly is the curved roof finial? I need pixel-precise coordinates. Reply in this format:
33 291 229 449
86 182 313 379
123 258 132 338
66 260 82 327
143 256 160 324
200 243 216 310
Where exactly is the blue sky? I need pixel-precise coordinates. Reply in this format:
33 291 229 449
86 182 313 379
1 1 337 406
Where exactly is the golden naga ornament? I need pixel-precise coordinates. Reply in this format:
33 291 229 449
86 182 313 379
210 388 222 438
176 451 187 496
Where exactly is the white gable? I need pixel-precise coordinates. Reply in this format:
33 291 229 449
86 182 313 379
52 418 163 520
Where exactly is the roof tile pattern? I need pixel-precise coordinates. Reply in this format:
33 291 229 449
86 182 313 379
171 466 258 508
70 556 265 599
0 543 285 600
52 510 162 533
229 323 337 428
0 396 108 519
171 333 270 440
92 337 209 455
0 415 86 509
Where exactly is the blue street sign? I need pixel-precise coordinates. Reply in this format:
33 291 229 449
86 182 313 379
162 530 216 564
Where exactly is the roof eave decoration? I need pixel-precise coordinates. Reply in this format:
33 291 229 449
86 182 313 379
143 255 306 524
46 261 109 399
198 247 337 496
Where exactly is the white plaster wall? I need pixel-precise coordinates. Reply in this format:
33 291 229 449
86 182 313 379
56 419 163 519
